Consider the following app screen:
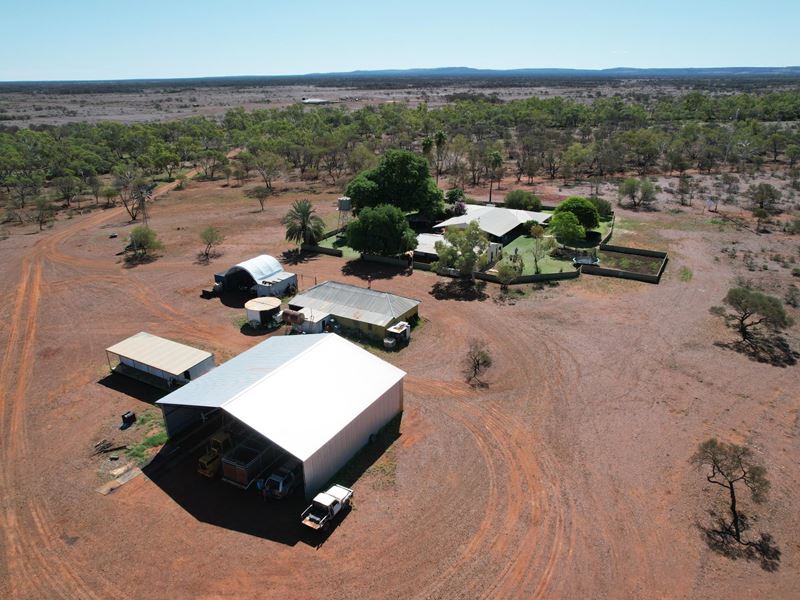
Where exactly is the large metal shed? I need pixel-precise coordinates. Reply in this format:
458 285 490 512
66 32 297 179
156 334 405 498
105 332 215 390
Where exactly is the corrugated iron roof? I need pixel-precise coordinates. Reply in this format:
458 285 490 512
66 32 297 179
156 335 320 409
157 334 405 461
288 281 420 328
435 206 552 238
106 332 212 376
415 233 447 256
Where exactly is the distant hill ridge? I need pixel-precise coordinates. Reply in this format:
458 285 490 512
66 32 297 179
304 66 800 79
4 65 800 86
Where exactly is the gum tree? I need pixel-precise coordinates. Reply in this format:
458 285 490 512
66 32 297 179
692 438 769 544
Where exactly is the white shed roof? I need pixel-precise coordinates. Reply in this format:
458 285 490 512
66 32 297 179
106 332 212 376
157 334 405 461
225 254 284 283
435 206 552 238
415 233 447 256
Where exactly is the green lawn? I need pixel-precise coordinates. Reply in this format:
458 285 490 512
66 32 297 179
318 235 361 259
501 220 611 275
501 236 574 275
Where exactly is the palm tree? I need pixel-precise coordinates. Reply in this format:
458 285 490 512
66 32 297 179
282 199 326 246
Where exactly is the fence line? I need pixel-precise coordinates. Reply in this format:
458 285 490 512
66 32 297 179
598 243 667 259
319 227 344 241
308 212 668 285
301 244 343 257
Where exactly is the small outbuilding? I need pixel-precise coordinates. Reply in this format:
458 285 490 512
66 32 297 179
105 332 215 390
244 297 282 327
156 333 405 497
216 254 297 297
288 281 420 341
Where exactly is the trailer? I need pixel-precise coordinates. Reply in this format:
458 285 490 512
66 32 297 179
221 434 280 489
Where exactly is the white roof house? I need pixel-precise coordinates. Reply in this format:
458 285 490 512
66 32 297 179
435 205 552 239
157 334 405 496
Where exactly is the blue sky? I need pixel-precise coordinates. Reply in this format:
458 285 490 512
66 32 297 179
1 0 798 81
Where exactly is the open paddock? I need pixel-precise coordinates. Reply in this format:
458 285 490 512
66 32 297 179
0 172 798 600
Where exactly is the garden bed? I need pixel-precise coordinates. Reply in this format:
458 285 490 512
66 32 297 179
597 250 664 276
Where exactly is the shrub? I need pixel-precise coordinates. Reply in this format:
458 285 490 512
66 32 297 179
589 197 613 220
554 196 600 230
548 211 586 246
446 188 465 203
128 225 163 258
504 189 541 211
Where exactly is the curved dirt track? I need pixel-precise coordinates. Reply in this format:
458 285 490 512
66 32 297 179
0 169 233 600
1 180 798 599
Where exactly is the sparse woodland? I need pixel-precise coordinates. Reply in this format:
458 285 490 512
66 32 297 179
3 89 800 228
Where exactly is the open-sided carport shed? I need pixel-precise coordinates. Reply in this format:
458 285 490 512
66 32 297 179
156 333 405 497
105 332 215 391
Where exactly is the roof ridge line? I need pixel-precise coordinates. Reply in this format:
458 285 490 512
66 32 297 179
219 335 330 409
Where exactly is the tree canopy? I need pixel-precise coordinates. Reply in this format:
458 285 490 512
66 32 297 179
554 196 600 230
692 438 770 545
200 225 224 259
345 149 444 218
723 287 792 342
345 204 417 256
127 225 162 259
432 221 489 277
548 211 586 246
748 183 782 213
618 177 656 209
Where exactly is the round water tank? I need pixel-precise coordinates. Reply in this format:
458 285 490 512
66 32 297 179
245 296 281 315
337 196 352 212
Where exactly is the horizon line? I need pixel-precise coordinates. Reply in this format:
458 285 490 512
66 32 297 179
2 65 800 85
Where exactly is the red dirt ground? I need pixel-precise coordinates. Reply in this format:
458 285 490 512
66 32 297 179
1 174 798 599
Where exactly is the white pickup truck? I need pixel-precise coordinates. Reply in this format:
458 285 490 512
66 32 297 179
301 484 353 531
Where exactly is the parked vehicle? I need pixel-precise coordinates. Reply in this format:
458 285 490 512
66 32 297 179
222 434 279 489
260 458 301 500
383 321 410 350
197 431 233 478
301 484 353 531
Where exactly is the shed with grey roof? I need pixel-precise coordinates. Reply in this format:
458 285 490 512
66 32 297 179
288 281 420 341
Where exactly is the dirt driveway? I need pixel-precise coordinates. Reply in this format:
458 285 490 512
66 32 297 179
0 178 797 599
